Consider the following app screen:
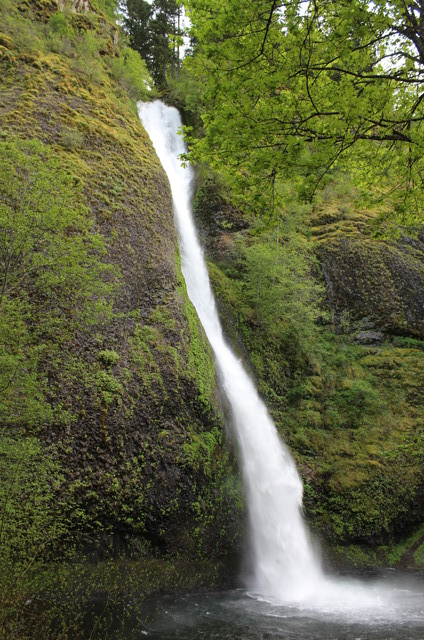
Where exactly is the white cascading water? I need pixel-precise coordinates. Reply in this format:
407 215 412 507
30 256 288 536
137 100 421 617
138 100 322 600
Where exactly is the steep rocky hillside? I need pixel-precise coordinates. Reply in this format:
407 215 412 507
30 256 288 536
0 0 242 595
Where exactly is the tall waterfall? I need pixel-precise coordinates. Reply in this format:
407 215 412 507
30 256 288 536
138 100 323 601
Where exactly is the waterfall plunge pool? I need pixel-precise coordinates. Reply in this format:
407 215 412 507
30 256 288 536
133 573 424 640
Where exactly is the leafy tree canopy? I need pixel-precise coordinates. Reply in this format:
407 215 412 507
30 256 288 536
183 0 424 229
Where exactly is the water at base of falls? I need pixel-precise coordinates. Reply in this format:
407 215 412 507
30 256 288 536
135 581 424 639
137 100 424 626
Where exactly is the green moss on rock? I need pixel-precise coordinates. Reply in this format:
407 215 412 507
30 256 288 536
0 0 242 599
194 170 424 569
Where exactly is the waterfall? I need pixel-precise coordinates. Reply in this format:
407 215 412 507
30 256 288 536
138 100 323 601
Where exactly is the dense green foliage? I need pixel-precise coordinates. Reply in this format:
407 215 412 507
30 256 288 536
206 207 325 364
183 0 424 230
239 227 324 352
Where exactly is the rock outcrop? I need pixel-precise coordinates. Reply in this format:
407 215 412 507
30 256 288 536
314 217 424 338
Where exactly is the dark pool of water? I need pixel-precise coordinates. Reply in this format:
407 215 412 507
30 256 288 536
134 573 424 640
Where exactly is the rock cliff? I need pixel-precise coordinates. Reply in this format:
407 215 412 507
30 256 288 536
311 201 424 339
0 0 241 582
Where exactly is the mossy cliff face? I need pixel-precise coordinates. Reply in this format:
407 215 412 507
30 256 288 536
193 176 424 570
307 194 424 565
0 0 242 580
311 195 424 338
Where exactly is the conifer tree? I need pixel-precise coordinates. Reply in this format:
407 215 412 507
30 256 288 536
123 0 181 89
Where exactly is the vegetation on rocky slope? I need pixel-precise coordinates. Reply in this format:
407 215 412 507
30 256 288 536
0 1 242 636
192 169 424 569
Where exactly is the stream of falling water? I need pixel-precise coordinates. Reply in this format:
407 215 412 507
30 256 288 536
137 100 424 621
138 99 322 601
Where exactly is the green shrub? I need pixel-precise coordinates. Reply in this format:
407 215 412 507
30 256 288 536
110 47 153 100
0 432 67 637
97 349 120 368
237 222 326 362
60 127 85 150
0 138 116 427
